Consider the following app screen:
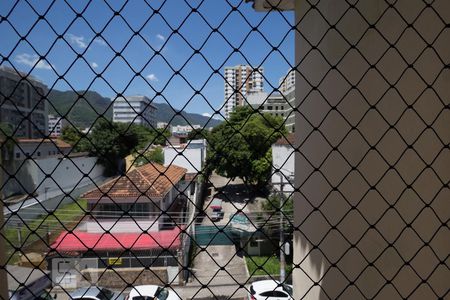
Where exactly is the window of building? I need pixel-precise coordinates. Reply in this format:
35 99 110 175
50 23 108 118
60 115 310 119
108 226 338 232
92 203 152 218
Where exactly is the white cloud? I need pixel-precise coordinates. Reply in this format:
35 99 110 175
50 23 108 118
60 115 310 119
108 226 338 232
66 33 87 48
146 74 158 82
156 34 165 41
91 62 99 68
93 37 107 46
15 53 52 70
202 113 211 118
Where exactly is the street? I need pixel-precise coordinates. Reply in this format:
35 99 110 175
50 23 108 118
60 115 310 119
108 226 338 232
183 172 264 299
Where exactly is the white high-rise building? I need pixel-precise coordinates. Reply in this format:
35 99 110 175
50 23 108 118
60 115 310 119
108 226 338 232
279 69 295 93
48 114 65 137
223 65 264 119
112 95 157 128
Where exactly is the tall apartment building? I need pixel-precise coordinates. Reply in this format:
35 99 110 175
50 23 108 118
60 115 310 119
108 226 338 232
223 65 264 119
279 69 295 93
0 66 48 138
112 95 157 128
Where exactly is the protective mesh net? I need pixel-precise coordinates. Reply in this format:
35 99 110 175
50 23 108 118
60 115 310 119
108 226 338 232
0 0 449 300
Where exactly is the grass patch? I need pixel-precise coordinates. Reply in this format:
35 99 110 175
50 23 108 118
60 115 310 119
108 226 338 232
4 198 87 263
245 255 293 276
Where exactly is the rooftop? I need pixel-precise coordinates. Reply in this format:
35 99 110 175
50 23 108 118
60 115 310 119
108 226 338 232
274 133 295 146
82 163 187 200
16 138 72 148
51 227 181 252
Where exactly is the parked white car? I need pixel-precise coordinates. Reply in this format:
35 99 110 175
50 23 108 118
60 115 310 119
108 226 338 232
70 287 125 300
127 285 181 300
248 280 293 300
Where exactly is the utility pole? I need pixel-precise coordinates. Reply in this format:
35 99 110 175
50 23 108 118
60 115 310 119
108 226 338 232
279 172 286 282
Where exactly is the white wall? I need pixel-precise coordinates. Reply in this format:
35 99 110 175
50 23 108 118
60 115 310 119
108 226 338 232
272 144 295 194
3 156 104 197
84 219 159 233
164 147 204 174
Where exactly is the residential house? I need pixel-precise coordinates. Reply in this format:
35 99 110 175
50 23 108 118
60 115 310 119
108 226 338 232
81 163 188 233
9 138 72 161
49 163 188 269
164 139 206 175
164 139 207 196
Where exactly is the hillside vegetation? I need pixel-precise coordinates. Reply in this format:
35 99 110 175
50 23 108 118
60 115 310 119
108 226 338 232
48 90 222 128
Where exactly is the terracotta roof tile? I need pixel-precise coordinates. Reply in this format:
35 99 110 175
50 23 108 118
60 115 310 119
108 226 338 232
52 138 72 148
16 138 72 148
274 133 296 146
82 163 187 200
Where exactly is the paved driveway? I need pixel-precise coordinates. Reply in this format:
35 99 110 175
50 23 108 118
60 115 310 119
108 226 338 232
184 173 264 298
186 245 249 299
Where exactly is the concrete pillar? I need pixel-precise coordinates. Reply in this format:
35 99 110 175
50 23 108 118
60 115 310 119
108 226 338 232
293 1 449 299
0 140 10 299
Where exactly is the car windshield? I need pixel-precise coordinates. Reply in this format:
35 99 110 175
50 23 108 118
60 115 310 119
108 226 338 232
97 288 115 300
155 287 169 300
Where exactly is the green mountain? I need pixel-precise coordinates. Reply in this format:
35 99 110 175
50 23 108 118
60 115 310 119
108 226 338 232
47 90 222 128
154 102 222 128
48 90 113 128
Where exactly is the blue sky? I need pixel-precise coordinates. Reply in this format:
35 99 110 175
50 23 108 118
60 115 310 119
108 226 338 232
0 0 294 118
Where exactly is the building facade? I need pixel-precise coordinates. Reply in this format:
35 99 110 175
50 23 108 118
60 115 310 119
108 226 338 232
80 163 188 233
47 114 65 137
157 121 170 130
10 138 72 161
0 66 48 138
223 65 264 119
164 139 206 175
282 87 295 132
112 95 157 128
279 69 295 94
271 133 295 195
246 91 295 132
171 124 201 136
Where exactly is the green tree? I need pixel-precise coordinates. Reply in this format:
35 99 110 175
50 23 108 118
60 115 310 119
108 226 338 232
262 193 293 213
187 128 209 140
207 106 286 190
0 122 13 138
154 128 171 145
134 146 164 166
89 119 139 175
0 122 14 160
60 125 90 152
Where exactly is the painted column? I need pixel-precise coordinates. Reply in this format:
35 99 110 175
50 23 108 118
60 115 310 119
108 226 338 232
0 140 10 299
293 0 450 299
